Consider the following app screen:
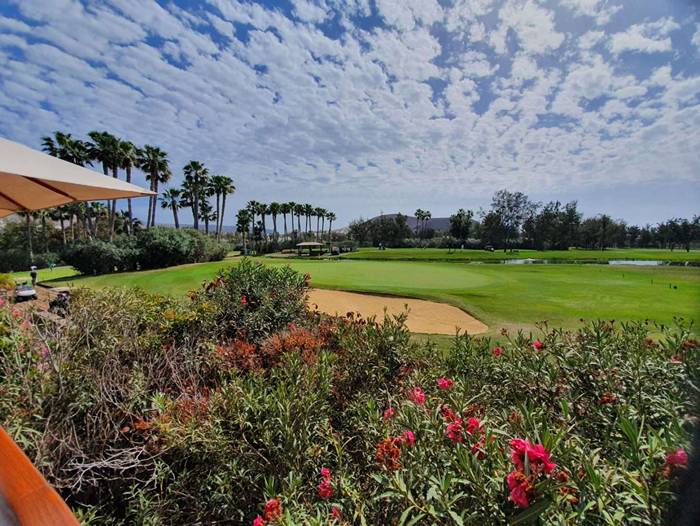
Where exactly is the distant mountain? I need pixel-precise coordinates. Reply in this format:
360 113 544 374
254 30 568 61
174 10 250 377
365 214 452 233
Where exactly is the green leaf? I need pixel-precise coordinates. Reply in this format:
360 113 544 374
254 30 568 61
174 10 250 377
510 498 552 525
448 510 465 526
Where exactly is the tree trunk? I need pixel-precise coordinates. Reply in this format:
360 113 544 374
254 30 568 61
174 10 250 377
215 193 221 239
173 206 180 229
109 165 118 241
59 217 66 246
283 214 288 240
151 178 159 228
126 165 133 235
272 215 278 241
297 214 301 236
220 194 227 238
328 219 333 242
192 191 199 231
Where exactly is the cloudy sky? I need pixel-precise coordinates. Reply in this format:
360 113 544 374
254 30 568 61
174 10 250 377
1 0 699 226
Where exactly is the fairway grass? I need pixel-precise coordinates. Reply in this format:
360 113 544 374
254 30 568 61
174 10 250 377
340 247 700 263
50 257 700 336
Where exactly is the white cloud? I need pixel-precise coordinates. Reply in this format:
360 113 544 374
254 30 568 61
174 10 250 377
561 0 621 25
609 17 680 55
496 0 565 54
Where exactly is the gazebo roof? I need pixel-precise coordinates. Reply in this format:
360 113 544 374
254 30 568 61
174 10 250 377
296 241 324 247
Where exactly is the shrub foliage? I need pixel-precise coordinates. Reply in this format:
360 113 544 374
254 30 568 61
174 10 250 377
0 262 697 525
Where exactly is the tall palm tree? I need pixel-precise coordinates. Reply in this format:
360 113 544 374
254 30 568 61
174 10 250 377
118 140 139 234
315 207 325 239
160 188 182 229
87 131 120 238
42 132 90 166
139 146 171 228
268 202 281 241
182 161 209 231
304 204 314 234
293 203 304 238
210 175 235 239
281 202 292 240
49 206 69 246
326 211 336 243
259 203 269 241
236 208 252 255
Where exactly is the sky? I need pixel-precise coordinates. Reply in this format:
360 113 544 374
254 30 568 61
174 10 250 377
0 0 699 227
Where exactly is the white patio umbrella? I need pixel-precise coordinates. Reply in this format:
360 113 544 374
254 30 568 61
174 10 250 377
0 137 153 218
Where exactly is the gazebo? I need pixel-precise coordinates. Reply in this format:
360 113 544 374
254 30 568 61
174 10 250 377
296 241 325 257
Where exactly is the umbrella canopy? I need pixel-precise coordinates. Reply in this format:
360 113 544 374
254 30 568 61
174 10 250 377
0 137 153 218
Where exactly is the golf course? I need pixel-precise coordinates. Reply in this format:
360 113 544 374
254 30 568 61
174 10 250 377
35 249 700 337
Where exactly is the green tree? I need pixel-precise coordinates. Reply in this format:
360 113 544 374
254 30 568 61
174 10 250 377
182 161 209 231
117 140 139 234
326 211 336 243
160 188 182 229
138 146 171 229
210 175 235 239
449 208 474 245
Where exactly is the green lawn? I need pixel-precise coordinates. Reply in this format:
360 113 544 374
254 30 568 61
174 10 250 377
9 265 80 283
340 247 700 263
50 257 700 336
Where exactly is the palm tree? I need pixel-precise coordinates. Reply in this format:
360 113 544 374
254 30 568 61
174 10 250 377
118 140 139 234
182 161 209 230
17 212 34 262
210 175 235 239
315 207 326 239
269 202 281 241
326 211 336 243
293 203 304 238
259 203 269 241
42 132 90 166
138 146 170 228
236 208 252 255
281 202 293 240
304 204 314 234
49 206 69 246
87 131 120 238
160 188 182 229
200 199 216 235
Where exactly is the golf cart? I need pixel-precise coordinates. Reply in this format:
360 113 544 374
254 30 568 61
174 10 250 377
14 281 37 302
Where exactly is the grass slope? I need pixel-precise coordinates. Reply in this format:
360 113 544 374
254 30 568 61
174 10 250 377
50 257 700 336
340 247 700 263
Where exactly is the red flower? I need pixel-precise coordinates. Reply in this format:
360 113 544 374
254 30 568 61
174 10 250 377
465 417 482 436
440 404 458 422
383 407 396 421
507 471 532 508
264 498 282 521
532 340 544 351
241 295 248 306
376 437 402 471
437 377 454 390
510 438 556 474
492 346 503 357
253 515 266 526
670 356 683 364
408 387 425 405
402 430 415 447
666 448 688 467
320 467 331 479
331 506 342 521
318 478 334 499
446 419 464 443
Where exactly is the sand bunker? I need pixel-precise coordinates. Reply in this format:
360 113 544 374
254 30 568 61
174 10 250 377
308 289 488 335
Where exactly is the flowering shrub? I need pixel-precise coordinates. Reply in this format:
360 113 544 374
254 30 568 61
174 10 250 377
0 263 697 525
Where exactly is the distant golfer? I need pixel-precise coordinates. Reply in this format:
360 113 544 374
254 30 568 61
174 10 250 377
30 266 38 287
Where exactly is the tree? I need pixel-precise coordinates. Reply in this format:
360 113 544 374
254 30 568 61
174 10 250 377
449 209 474 245
42 131 90 166
117 140 139 234
280 202 292 240
304 204 314 234
138 146 171 228
210 175 235 239
489 190 534 251
87 131 120 239
294 203 305 238
236 208 253 254
480 211 505 248
160 188 182 229
182 161 209 231
269 202 281 241
326 211 336 243
49 206 70 246
315 207 326 239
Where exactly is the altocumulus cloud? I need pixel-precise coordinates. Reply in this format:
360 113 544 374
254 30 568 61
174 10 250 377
0 0 699 224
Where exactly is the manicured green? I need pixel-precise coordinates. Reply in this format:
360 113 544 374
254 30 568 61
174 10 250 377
10 265 80 283
51 257 700 335
340 247 700 263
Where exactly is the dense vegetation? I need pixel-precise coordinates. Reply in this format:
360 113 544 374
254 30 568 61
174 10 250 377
349 190 700 252
2 260 696 524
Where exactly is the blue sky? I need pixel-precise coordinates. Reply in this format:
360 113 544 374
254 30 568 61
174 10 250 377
0 0 698 227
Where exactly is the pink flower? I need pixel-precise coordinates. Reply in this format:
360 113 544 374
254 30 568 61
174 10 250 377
670 356 683 364
11 307 22 319
241 295 248 306
510 438 556 474
331 506 342 521
446 419 464 443
507 471 532 508
492 346 503 357
320 467 331 479
666 448 688 467
408 387 425 405
383 407 396 421
318 478 334 499
437 377 454 390
264 498 282 521
465 417 482 436
532 340 544 351
253 515 266 526
402 430 415 447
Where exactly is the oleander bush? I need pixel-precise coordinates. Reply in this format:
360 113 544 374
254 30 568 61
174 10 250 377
0 262 697 525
